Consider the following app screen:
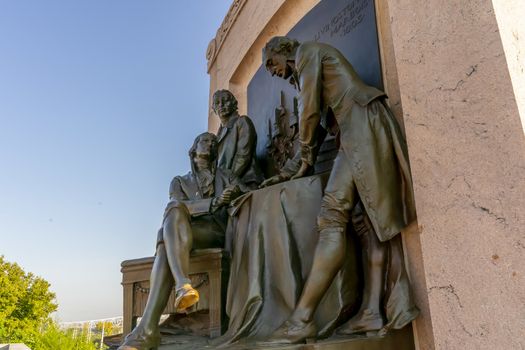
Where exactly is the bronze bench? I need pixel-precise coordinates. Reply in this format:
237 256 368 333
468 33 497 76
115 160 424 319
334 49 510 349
121 248 229 338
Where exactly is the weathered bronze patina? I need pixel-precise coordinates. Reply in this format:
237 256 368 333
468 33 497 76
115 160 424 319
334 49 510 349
260 37 419 345
118 133 245 350
213 89 263 189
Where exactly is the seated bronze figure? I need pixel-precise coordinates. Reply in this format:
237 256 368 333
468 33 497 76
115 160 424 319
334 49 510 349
119 132 245 350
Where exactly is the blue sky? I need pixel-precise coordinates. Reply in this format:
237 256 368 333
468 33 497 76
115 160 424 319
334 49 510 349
0 0 232 322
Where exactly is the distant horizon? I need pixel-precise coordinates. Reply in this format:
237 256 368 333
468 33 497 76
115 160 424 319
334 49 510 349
0 0 232 322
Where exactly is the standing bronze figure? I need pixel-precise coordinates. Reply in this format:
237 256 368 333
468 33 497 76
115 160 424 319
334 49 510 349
212 89 263 189
261 37 419 344
119 133 244 350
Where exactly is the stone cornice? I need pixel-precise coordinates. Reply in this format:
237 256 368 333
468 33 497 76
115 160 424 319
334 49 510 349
206 0 248 72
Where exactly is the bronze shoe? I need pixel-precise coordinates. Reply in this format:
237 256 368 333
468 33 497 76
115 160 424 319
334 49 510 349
261 319 317 345
118 327 160 350
336 309 385 336
174 283 200 312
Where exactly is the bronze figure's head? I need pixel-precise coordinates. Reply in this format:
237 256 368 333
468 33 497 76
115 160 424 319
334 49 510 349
189 132 218 165
263 36 300 80
212 89 238 120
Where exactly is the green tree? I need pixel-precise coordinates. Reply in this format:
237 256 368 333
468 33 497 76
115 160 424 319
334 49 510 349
0 256 102 349
95 321 114 336
36 323 98 350
0 255 57 347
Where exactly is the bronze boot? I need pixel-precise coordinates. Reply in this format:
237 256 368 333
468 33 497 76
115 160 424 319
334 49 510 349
261 320 317 345
336 309 385 336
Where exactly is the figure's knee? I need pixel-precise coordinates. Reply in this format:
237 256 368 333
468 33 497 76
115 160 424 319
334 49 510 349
317 192 351 231
165 201 190 218
317 228 346 266
164 202 191 226
318 227 345 245
163 205 192 246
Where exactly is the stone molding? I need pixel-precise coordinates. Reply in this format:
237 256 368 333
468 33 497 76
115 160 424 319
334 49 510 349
206 0 248 72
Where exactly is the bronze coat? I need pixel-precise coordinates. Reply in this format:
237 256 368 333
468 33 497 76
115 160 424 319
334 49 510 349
217 113 263 188
166 168 242 232
295 42 416 241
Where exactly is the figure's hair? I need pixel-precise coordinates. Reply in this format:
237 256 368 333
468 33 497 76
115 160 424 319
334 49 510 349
262 36 300 61
212 89 238 113
188 132 218 161
188 132 218 194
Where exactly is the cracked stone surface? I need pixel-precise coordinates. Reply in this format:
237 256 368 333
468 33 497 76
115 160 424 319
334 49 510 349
205 0 525 349
386 0 525 349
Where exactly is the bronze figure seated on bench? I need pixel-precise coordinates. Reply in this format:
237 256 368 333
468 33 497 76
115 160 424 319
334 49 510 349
119 132 246 350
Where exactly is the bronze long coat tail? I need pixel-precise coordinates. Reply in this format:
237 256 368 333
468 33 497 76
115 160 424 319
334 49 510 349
296 42 416 241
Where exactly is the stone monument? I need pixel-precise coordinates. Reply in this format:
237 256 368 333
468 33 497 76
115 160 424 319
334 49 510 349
116 0 525 349
206 0 525 349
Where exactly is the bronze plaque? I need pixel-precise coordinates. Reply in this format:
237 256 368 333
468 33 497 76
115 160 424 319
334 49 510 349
247 0 382 176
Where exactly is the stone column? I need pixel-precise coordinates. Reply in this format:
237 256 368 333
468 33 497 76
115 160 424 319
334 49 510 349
385 0 525 349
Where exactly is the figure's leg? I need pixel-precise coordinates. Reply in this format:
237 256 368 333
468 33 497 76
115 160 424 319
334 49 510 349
140 244 175 332
266 151 356 344
291 194 352 323
338 203 386 335
356 215 387 326
163 204 192 289
119 244 172 350
162 204 199 311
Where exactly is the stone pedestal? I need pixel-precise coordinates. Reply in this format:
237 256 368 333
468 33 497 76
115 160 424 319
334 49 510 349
206 1 525 349
155 326 414 350
121 249 229 338
384 0 525 349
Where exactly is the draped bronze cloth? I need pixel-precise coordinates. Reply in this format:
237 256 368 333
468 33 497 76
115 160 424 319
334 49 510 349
211 175 417 346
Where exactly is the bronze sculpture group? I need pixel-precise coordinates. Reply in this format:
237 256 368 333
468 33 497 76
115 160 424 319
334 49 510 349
119 37 419 350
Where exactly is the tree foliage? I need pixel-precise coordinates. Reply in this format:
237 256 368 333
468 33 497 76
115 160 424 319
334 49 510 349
0 256 104 349
95 321 115 336
37 323 98 350
0 255 57 346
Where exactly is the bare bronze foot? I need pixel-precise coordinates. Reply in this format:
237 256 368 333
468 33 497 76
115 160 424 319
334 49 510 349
260 319 317 345
118 326 160 350
336 309 385 336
